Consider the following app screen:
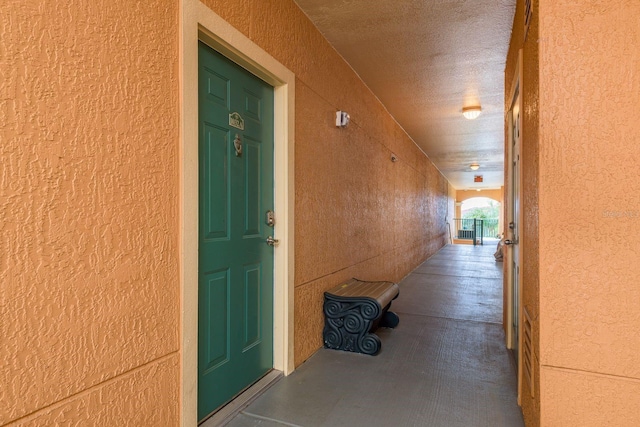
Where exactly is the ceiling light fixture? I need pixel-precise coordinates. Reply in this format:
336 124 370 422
462 106 482 120
469 163 480 171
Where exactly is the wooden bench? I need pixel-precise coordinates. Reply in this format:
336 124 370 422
323 278 400 355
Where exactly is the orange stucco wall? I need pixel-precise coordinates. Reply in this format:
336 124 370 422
505 0 541 425
538 1 640 425
506 1 640 426
3 0 449 423
1 0 180 424
198 0 449 365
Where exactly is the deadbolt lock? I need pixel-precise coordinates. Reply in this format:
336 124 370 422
265 210 275 227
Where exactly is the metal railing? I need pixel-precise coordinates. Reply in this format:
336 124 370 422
452 218 500 246
482 218 500 239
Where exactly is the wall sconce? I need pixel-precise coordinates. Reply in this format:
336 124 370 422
469 163 480 171
462 106 482 120
336 111 350 127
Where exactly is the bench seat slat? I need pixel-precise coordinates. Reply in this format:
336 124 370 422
327 279 399 307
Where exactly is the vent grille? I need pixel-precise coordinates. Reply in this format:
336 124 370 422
524 0 533 41
523 307 534 396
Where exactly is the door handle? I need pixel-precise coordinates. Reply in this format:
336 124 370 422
504 239 515 245
266 236 279 247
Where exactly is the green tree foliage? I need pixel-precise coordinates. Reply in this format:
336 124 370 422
462 201 499 219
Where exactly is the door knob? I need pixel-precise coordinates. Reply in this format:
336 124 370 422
266 236 279 247
504 239 514 245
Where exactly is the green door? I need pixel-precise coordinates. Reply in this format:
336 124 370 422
198 41 274 421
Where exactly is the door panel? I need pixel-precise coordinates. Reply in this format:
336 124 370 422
201 125 230 240
244 90 262 121
243 264 261 349
202 269 230 371
203 70 230 106
198 41 274 421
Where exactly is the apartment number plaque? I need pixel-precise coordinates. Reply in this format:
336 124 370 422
229 112 245 130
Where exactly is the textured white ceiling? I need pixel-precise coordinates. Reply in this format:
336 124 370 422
294 0 516 189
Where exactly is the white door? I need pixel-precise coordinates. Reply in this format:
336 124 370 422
505 49 524 405
507 91 521 362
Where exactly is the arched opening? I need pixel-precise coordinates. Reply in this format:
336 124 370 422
452 196 502 245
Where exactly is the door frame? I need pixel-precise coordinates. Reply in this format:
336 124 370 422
506 48 523 404
180 1 296 425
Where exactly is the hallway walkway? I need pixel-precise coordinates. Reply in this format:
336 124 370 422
223 244 524 426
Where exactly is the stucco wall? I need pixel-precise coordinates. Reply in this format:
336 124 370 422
1 0 180 425
505 0 540 425
538 0 640 425
199 0 449 365
3 0 449 424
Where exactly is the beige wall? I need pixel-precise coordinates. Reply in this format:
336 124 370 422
538 0 640 425
2 0 449 424
0 0 180 425
505 0 541 424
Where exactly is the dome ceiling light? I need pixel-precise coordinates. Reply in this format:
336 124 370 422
469 163 480 171
462 106 482 120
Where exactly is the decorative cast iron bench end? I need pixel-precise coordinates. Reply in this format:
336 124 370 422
323 278 400 355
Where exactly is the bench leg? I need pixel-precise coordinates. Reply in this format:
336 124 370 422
380 311 399 328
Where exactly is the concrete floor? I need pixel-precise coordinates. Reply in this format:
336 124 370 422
223 244 524 426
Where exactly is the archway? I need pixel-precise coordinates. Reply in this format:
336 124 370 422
452 189 504 245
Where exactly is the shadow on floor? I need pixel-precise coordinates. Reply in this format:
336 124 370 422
224 244 524 427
